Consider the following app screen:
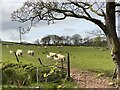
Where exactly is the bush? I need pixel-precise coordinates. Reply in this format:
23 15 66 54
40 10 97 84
2 62 67 86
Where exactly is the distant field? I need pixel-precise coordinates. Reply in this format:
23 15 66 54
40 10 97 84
2 44 115 75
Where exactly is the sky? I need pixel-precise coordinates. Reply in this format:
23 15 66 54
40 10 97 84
0 0 120 43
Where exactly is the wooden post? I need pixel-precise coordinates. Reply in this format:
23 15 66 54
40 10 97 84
61 59 63 70
37 58 43 65
67 53 70 80
36 67 39 84
14 52 19 62
19 27 22 44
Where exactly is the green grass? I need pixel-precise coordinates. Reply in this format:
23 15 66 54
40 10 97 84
2 44 115 74
2 81 78 89
2 44 115 88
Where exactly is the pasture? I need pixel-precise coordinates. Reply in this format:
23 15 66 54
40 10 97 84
2 44 115 75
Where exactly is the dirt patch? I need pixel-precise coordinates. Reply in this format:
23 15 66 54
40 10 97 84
70 68 117 88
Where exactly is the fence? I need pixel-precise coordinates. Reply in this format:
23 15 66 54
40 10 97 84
14 52 71 84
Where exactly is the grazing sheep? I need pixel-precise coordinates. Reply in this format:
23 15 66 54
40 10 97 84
57 46 61 48
49 52 57 57
52 54 65 61
53 56 59 61
44 46 47 49
16 49 23 56
28 50 34 56
56 54 65 61
9 50 13 54
100 48 105 51
57 46 63 48
60 46 63 48
47 55 52 59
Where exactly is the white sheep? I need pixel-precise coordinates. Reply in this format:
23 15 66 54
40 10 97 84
56 54 65 61
16 49 23 56
46 55 52 59
28 50 34 56
49 52 57 57
57 46 61 48
53 56 59 61
60 46 63 48
44 46 47 49
9 50 13 55
52 54 65 61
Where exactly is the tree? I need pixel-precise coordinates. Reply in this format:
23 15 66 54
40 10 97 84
34 39 40 45
71 34 82 45
0 38 2 42
65 36 72 45
40 36 51 45
40 35 62 45
11 0 120 86
93 36 102 47
86 29 108 47
50 35 61 45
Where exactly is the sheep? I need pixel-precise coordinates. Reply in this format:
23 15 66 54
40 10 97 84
57 46 61 48
47 55 52 59
60 46 63 48
57 46 63 48
28 50 34 56
52 54 65 61
48 52 66 61
9 50 13 55
56 54 65 61
49 52 57 57
44 46 47 49
53 56 59 61
16 49 23 56
100 48 105 51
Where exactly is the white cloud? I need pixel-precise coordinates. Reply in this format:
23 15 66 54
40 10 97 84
1 0 102 42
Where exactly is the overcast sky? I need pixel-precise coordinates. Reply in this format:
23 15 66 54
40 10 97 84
1 0 120 43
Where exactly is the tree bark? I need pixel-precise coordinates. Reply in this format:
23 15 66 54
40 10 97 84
106 1 120 87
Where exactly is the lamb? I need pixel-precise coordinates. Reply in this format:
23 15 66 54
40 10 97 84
9 50 13 54
16 49 23 56
28 50 34 56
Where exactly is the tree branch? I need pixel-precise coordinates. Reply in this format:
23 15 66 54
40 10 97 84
70 2 91 18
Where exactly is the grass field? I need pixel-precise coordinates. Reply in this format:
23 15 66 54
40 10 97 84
2 44 115 75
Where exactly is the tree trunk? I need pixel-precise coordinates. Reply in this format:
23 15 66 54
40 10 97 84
106 1 120 87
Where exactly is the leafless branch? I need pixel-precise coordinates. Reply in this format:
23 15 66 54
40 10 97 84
11 1 106 32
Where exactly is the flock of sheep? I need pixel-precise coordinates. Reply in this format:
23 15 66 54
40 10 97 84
9 46 66 62
10 49 35 56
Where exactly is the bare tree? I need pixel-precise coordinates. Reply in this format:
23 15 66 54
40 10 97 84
11 0 120 86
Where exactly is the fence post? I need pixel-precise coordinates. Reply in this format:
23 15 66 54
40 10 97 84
14 52 19 62
67 53 70 80
36 67 39 84
61 59 63 70
37 58 43 65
